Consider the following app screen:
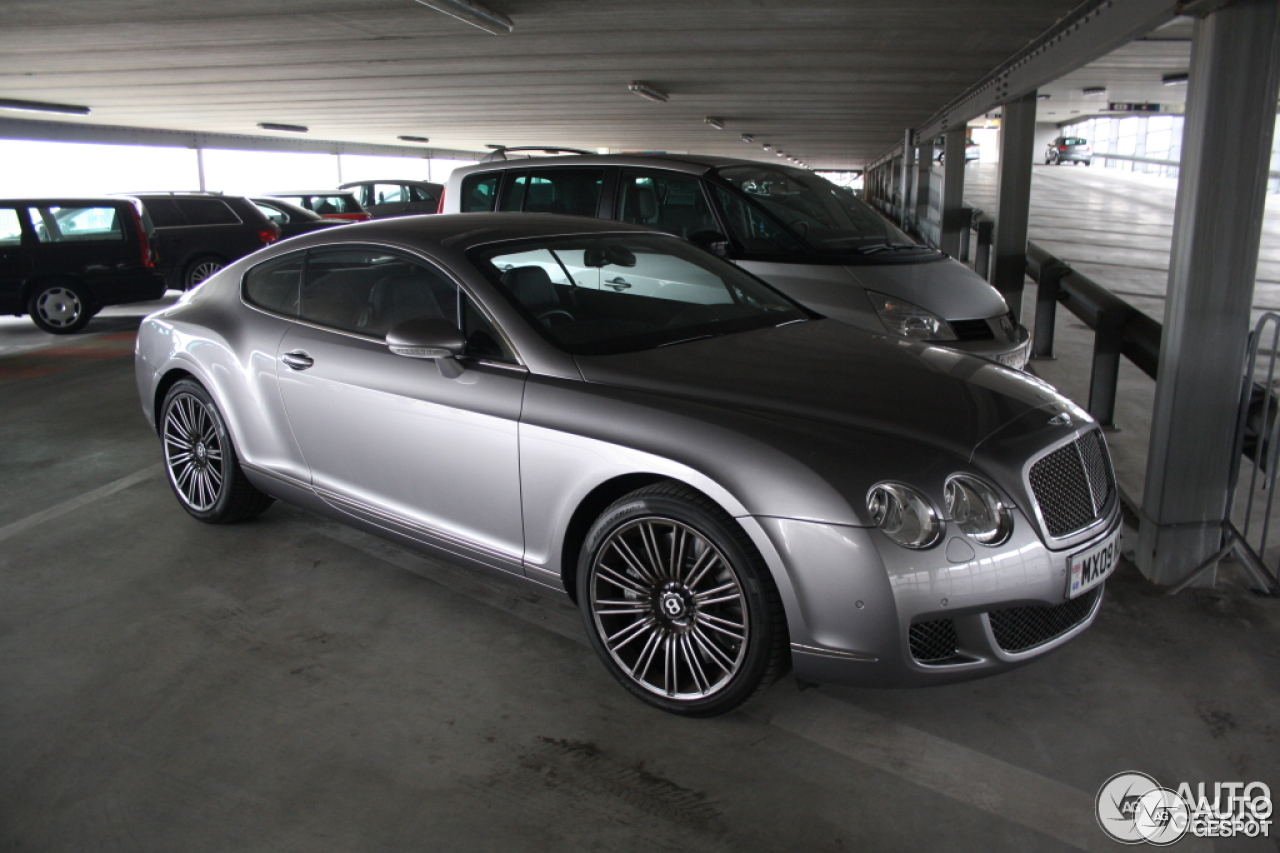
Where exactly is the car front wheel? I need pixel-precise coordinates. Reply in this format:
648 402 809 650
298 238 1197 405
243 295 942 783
28 281 92 334
160 379 274 523
577 482 789 716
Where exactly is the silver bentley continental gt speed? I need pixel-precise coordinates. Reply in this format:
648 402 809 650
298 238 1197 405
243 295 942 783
135 213 1121 716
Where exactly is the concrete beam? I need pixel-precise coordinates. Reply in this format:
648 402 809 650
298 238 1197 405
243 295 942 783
1137 0 1280 586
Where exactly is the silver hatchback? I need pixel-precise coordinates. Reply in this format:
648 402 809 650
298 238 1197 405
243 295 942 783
136 214 1119 716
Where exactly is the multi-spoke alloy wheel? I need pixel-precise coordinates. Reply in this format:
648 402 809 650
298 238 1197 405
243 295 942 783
591 517 748 700
578 483 788 716
185 257 224 290
164 391 225 512
159 379 274 523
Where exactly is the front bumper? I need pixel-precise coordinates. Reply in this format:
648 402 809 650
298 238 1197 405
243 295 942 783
750 507 1121 688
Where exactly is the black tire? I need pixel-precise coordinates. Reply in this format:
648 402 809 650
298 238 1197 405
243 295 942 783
183 255 226 290
576 481 789 717
160 379 273 523
28 281 92 334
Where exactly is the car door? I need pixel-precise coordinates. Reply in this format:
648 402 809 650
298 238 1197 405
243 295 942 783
275 245 527 571
0 206 31 313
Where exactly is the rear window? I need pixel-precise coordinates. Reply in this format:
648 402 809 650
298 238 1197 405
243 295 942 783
460 173 500 212
177 199 242 226
0 208 23 245
1063 138 1088 146
303 195 361 215
27 205 124 242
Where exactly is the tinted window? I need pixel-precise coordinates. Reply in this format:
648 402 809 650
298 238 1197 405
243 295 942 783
472 233 807 355
409 184 439 203
617 171 719 239
500 169 603 216
28 205 124 242
0 208 22 245
176 199 241 226
300 247 457 337
461 173 500 213
254 202 288 224
140 198 185 227
711 186 804 256
243 252 303 316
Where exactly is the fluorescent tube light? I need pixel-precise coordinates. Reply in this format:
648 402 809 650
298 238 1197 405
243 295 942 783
0 98 90 115
398 135 431 143
629 82 669 103
258 122 309 133
1161 72 1189 85
412 0 513 35
704 116 725 130
740 134 754 143
1081 87 1106 95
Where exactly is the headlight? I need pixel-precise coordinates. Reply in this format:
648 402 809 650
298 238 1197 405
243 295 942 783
867 483 942 549
945 474 1013 546
867 290 956 341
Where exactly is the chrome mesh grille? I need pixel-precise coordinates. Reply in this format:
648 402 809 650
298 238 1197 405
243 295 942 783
908 618 958 664
989 586 1102 653
1028 430 1116 537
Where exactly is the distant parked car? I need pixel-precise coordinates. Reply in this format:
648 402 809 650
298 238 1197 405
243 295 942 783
251 197 348 239
0 196 165 333
1046 137 1092 165
339 180 443 219
932 136 980 163
264 191 371 222
128 192 281 290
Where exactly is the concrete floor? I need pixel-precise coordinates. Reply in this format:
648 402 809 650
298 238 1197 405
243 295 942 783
1 283 1278 852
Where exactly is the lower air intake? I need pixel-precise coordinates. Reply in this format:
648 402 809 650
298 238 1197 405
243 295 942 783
988 586 1102 653
909 618 958 664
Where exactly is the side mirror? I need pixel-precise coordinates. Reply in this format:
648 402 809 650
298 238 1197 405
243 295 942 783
688 230 731 258
386 318 468 378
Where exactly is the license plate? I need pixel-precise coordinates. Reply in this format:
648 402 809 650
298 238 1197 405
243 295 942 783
1068 529 1120 598
995 340 1031 371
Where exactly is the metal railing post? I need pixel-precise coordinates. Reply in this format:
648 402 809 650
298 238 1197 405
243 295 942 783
974 215 994 280
1088 305 1127 427
1032 259 1068 359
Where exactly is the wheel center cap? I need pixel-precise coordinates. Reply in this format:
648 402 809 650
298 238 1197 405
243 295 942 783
195 443 207 462
660 591 686 619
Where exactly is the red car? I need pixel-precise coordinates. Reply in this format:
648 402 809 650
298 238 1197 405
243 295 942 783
263 191 372 222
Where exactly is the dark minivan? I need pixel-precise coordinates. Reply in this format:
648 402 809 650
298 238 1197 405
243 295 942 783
0 196 166 333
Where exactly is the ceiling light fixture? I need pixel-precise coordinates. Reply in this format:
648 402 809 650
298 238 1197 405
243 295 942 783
1037 93 1051 100
740 134 754 143
258 122 309 133
628 82 669 103
0 97 90 115
411 0 513 35
761 144 772 151
398 135 431 143
704 117 726 130
1162 72 1189 85
1081 86 1106 95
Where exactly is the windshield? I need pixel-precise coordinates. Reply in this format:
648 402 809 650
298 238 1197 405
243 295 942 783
713 165 923 256
471 233 809 355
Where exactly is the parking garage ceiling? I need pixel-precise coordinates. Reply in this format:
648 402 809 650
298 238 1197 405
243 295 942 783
0 0 1189 170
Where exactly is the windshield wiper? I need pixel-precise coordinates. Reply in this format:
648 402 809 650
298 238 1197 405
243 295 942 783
658 333 718 348
854 242 930 255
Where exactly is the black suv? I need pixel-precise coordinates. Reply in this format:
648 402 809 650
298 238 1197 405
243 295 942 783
128 192 281 290
0 196 166 333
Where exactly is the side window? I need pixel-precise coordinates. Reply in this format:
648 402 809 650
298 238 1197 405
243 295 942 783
254 202 288 224
0 207 22 245
460 173 500 212
300 247 458 337
711 186 804 256
502 169 604 216
410 184 438 203
617 171 719 238
140 198 185 227
372 183 405 204
243 252 303 316
27 206 124 242
177 199 241 226
462 296 517 363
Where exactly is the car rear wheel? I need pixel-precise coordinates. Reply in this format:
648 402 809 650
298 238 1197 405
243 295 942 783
160 379 273 523
577 482 789 716
184 256 226 290
28 281 92 334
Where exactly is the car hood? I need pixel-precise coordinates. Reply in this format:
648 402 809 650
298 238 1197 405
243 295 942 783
575 319 1080 463
843 257 1009 321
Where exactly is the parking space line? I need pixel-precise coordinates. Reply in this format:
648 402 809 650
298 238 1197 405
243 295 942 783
0 464 163 544
759 691 1214 853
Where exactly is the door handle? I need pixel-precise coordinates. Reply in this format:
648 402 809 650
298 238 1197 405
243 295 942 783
604 277 631 290
281 350 314 370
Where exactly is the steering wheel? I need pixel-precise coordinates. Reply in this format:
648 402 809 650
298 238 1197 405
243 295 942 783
537 309 575 326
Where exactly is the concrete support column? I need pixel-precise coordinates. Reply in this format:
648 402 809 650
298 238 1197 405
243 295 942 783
194 147 206 192
915 141 932 228
938 127 967 257
1137 0 1280 586
990 90 1037 321
899 129 916 229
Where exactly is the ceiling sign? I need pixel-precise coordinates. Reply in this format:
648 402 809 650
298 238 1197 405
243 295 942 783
1108 102 1162 112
